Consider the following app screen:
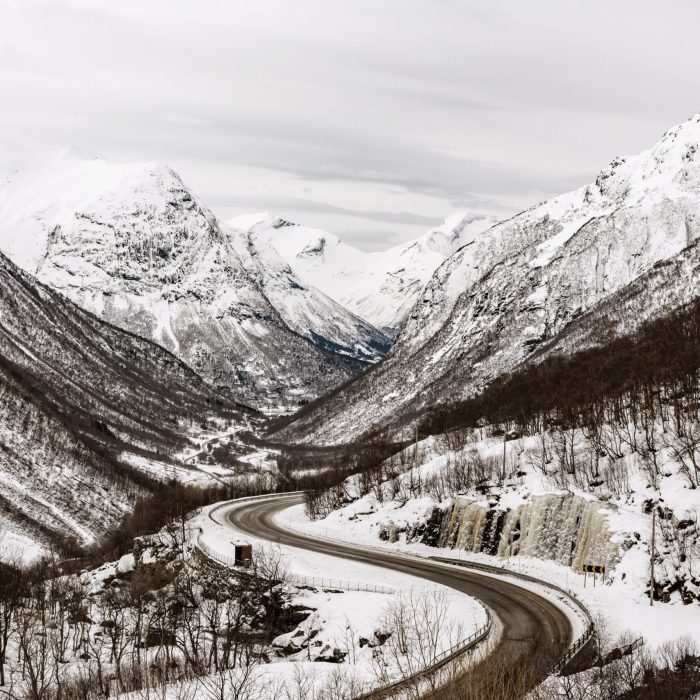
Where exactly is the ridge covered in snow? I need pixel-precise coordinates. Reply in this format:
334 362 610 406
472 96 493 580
229 211 498 334
0 149 386 410
0 247 251 558
276 113 700 444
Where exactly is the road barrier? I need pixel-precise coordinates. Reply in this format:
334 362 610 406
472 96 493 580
431 556 595 676
353 609 492 700
196 493 396 594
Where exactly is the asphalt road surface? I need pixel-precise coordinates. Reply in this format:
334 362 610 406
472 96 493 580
225 493 572 698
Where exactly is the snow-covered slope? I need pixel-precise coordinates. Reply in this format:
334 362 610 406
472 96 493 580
227 225 390 362
0 248 251 557
0 149 373 410
276 114 700 444
230 212 498 334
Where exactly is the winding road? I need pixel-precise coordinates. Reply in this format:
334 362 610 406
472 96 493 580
223 493 575 698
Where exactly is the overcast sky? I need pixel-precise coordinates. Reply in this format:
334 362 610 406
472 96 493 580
1 1 700 250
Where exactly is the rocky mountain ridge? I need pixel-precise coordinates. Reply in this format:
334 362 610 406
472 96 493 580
230 211 498 334
0 149 385 410
275 113 700 444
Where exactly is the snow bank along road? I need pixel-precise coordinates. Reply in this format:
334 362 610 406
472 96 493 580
224 493 576 694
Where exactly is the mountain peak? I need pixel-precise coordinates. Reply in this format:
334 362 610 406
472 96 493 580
275 112 700 444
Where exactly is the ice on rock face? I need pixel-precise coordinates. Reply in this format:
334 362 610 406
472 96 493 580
437 493 619 571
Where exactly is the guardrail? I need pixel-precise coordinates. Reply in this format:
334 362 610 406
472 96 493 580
551 622 594 675
206 491 301 525
289 574 395 594
353 610 492 700
431 556 595 677
197 493 396 595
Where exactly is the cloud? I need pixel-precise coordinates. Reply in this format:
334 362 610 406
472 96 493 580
1 0 699 247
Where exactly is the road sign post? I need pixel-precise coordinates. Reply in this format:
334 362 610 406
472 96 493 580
582 563 606 589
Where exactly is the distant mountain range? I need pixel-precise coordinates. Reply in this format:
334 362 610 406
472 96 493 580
274 114 700 444
0 148 390 410
230 211 498 335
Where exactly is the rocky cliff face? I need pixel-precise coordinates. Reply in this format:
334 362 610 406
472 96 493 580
0 149 372 410
228 225 391 363
0 248 251 557
277 114 700 444
232 211 498 334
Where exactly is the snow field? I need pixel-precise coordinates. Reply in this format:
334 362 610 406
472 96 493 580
287 426 700 652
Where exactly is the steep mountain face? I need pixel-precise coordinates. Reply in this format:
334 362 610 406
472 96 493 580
230 212 497 334
275 114 700 444
0 249 252 558
227 225 391 362
0 149 364 410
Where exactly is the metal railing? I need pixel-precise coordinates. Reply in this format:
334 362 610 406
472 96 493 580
353 609 492 700
206 491 301 525
551 622 595 675
197 531 396 594
431 556 595 677
289 574 395 594
196 494 396 594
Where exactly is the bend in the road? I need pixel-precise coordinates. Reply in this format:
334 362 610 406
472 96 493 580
224 493 574 698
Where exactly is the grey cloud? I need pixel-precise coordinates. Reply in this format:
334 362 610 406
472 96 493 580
2 0 700 247
208 193 441 228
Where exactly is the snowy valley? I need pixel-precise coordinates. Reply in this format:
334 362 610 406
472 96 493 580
5 112 700 699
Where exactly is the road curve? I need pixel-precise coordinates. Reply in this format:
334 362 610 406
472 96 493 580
225 493 572 697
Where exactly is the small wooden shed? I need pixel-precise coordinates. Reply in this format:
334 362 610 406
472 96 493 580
233 541 253 567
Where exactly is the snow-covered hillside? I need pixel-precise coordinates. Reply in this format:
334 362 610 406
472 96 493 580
230 212 498 334
277 114 700 444
0 248 252 559
227 226 390 362
289 423 700 650
0 149 384 410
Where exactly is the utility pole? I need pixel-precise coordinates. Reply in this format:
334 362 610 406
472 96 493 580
414 425 418 468
413 425 419 494
502 432 507 483
650 506 656 607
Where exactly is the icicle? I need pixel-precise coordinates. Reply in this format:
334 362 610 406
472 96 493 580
438 492 620 571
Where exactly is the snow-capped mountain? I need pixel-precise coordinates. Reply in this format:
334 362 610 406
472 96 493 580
226 225 390 362
0 247 251 558
230 211 498 334
0 149 380 409
275 114 700 444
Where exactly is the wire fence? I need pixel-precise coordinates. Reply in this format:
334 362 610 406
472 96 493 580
353 610 492 700
197 531 396 594
289 574 395 594
196 535 240 568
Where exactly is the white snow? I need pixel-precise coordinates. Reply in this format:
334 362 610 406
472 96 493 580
189 496 488 691
229 211 498 331
288 426 700 652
